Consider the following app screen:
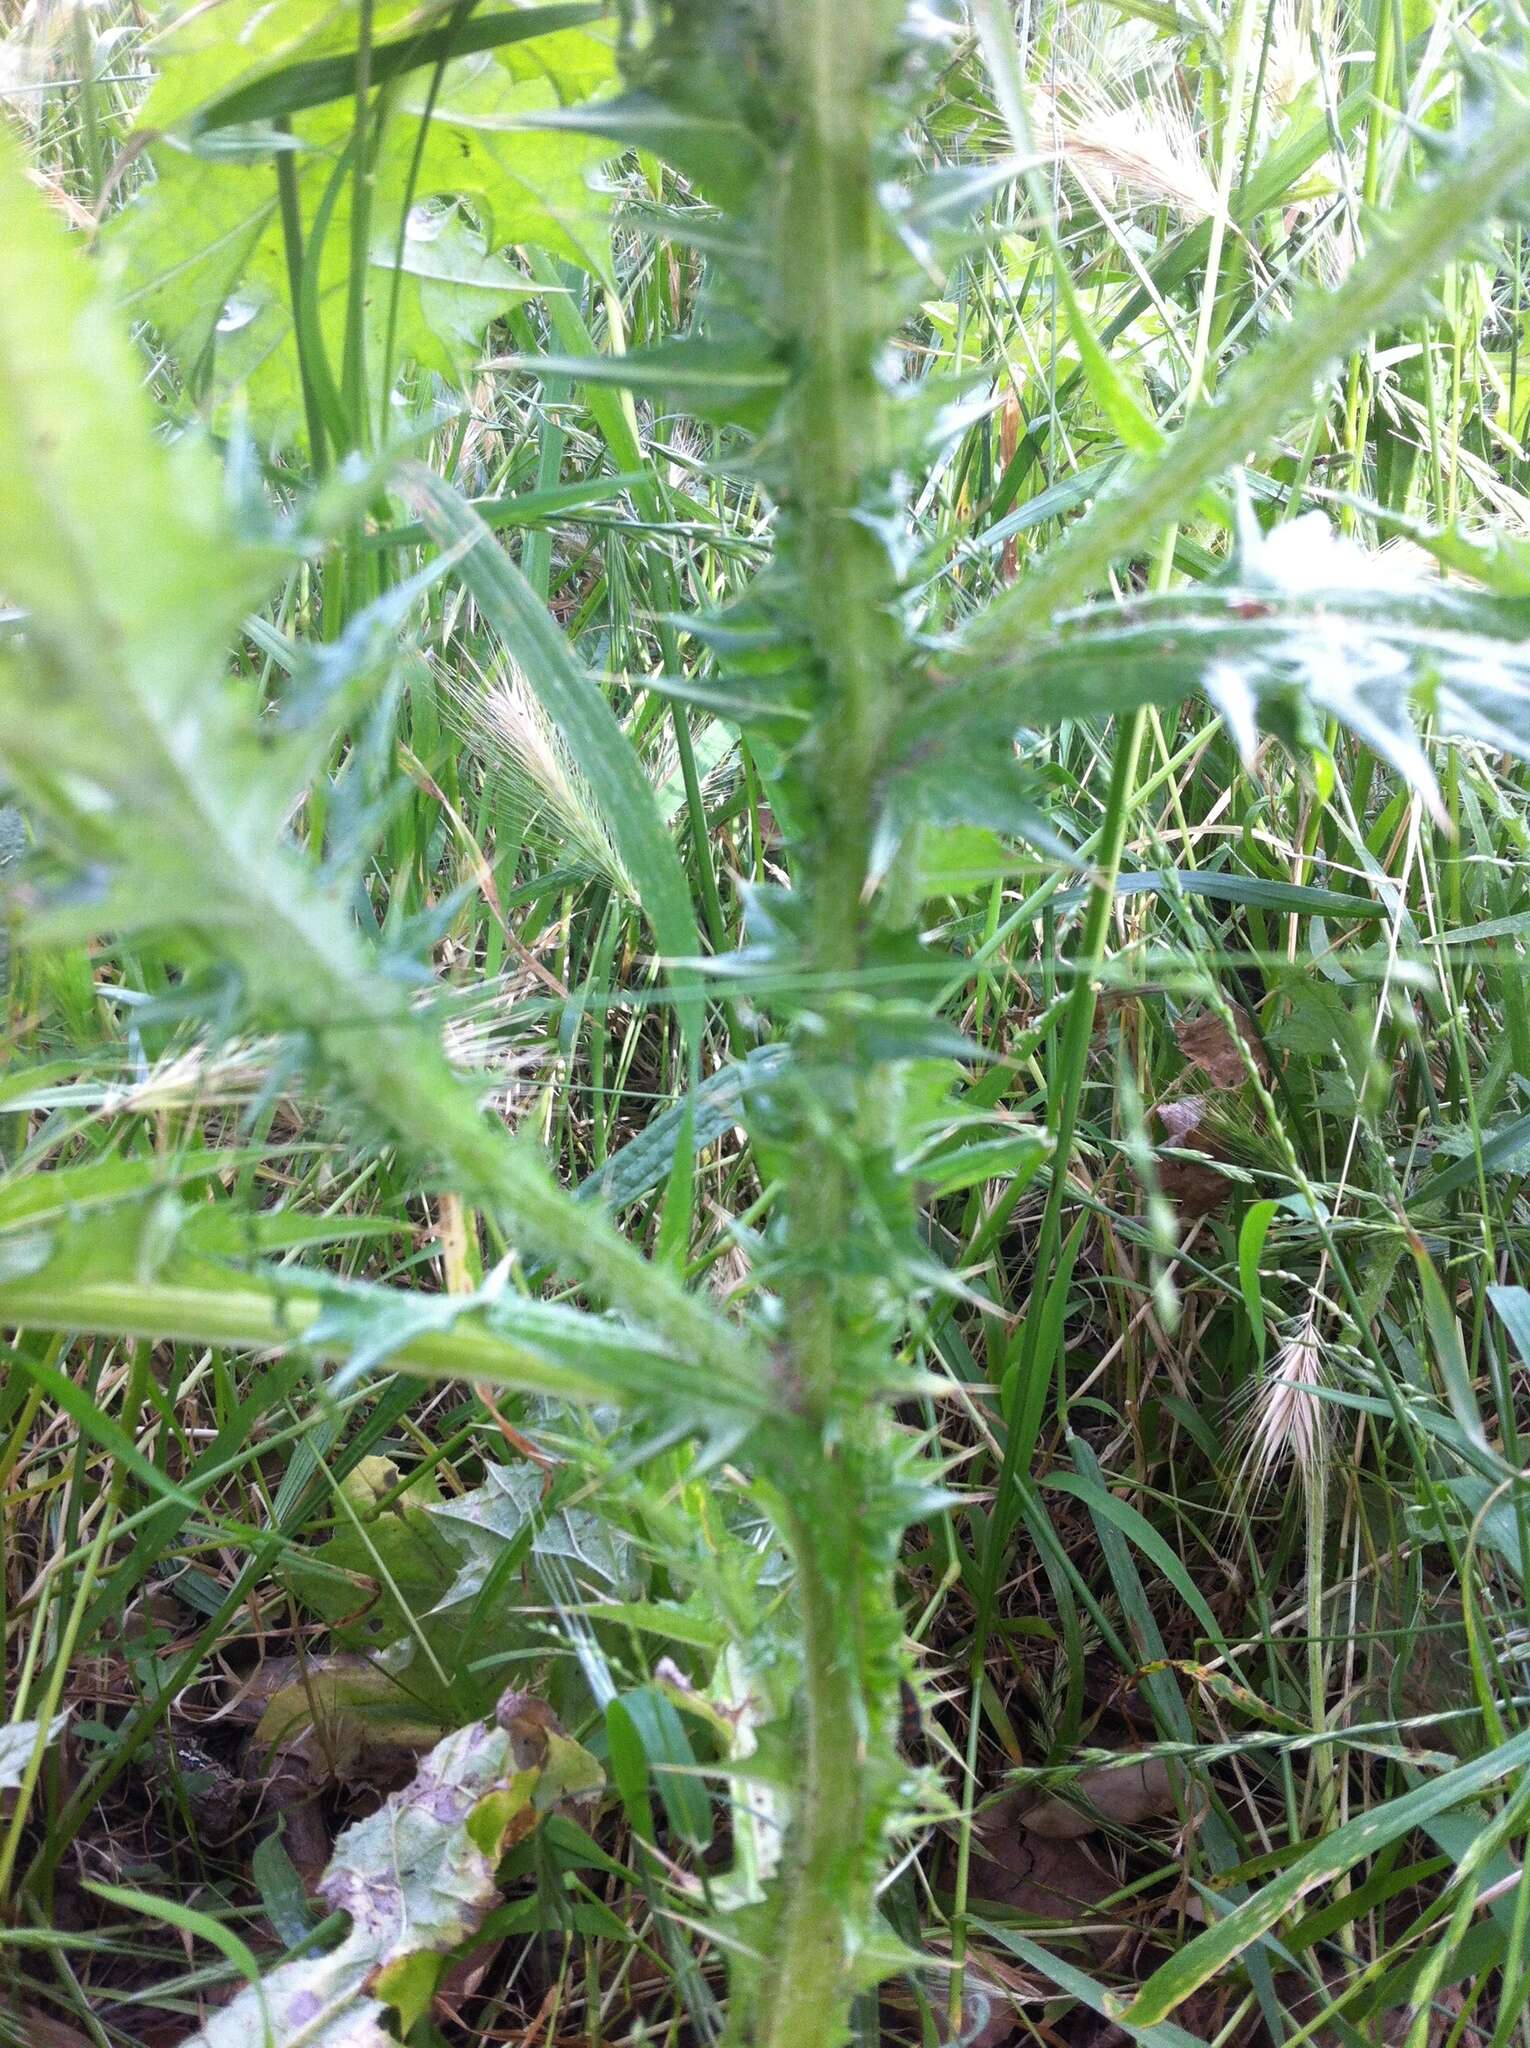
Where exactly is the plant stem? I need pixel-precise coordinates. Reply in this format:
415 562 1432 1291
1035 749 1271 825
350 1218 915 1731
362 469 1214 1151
755 0 908 2041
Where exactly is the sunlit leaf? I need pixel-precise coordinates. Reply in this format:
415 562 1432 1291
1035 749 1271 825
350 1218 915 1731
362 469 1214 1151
112 0 619 443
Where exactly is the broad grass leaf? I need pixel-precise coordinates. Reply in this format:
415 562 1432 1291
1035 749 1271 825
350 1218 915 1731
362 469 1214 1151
1121 1720 1530 2027
613 1683 712 1849
1043 1470 1226 1653
979 1923 1210 2047
1413 1109 1530 1208
576 1045 790 1211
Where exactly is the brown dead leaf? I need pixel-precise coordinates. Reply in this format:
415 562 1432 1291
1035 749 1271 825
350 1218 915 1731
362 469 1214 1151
1022 1756 1178 1840
999 392 1022 582
970 1791 1121 1948
1155 1096 1206 1145
1153 1092 1232 1218
1156 1153 1231 1219
17 2013 94 2048
1175 1005 1268 1089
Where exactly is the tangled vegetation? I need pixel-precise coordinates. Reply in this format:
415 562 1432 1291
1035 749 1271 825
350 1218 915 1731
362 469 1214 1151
5 0 1530 2042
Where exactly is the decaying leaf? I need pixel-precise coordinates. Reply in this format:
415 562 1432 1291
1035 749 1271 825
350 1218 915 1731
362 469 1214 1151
970 1821 1119 1941
182 1692 601 2046
1151 1095 1233 1218
0 1712 67 1789
1174 1006 1267 1089
15 2014 95 2048
1155 1096 1207 1146
251 1657 441 1772
1021 1755 1178 1840
1156 1150 1232 1219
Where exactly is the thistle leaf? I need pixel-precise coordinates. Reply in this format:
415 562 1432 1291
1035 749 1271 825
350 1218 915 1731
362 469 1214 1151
0 138 756 1395
111 0 620 442
182 1705 600 2046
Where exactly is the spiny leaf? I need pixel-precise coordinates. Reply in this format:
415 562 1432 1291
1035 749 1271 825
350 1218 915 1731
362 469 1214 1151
429 1458 640 1612
190 0 605 131
0 144 757 1397
956 59 1530 660
907 514 1530 814
0 1205 751 1409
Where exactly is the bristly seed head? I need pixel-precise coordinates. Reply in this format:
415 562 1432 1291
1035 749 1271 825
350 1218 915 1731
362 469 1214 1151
1241 1311 1330 1495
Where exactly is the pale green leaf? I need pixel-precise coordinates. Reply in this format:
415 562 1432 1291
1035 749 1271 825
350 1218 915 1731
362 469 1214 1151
112 0 619 441
0 148 755 1396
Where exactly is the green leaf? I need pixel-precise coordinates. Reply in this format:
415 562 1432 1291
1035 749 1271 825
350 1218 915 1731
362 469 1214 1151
916 514 1530 809
577 1044 789 1211
957 65 1530 660
615 1684 713 1849
1044 1470 1226 1653
980 1923 1211 2047
85 1882 269 2010
1413 1111 1530 1208
0 1715 69 1791
0 1206 754 1413
1238 1200 1280 1363
284 1454 462 1656
0 147 755 1397
429 1460 640 1612
190 0 605 131
112 0 619 442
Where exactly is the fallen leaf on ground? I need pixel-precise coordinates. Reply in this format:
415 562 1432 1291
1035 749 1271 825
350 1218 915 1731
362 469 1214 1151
1175 1005 1268 1089
0 1713 67 1788
1156 1096 1207 1145
181 1691 602 2047
1157 1151 1232 1219
1022 1755 1178 1840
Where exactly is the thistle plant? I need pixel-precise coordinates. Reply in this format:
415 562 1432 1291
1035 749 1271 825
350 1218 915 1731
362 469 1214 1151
9 1 1530 2043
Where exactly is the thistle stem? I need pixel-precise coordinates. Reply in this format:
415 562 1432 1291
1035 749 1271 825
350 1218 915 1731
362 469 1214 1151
754 1 909 2041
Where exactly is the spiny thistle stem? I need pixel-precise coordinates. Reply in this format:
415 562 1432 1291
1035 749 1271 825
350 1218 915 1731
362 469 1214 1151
755 2 912 2042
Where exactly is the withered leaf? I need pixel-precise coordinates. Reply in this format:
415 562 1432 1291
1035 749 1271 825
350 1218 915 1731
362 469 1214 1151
1021 1755 1178 1840
1157 1153 1231 1219
182 1700 602 2047
1156 1096 1206 1145
1174 1005 1268 1089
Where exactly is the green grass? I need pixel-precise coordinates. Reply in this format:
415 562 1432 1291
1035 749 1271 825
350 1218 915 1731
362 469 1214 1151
5 0 1530 2044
